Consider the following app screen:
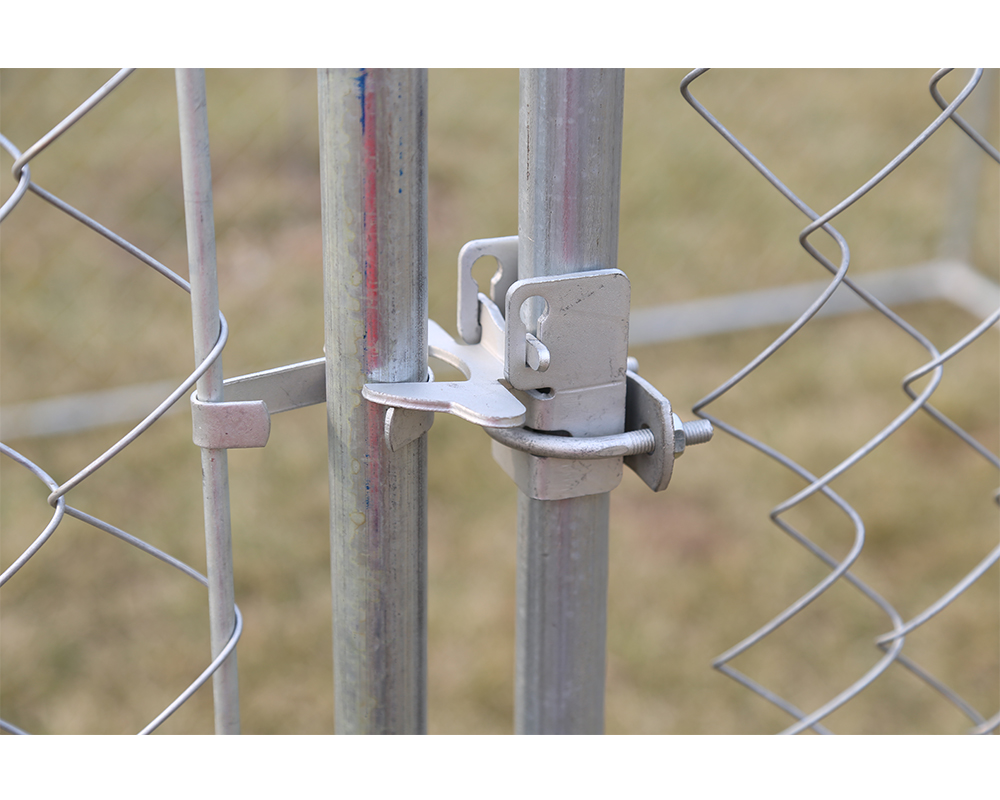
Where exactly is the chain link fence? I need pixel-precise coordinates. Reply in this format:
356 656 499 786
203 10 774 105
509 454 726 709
1 68 996 734
1 69 242 735
1 69 327 734
677 68 998 734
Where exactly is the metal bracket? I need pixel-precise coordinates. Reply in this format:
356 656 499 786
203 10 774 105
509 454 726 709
623 370 674 492
191 357 326 450
211 235 712 484
504 268 631 436
363 313 526 429
385 406 435 452
223 357 325 413
491 268 632 499
457 235 519 345
191 396 271 449
361 236 711 499
482 369 675 488
208 356 441 453
483 370 712 495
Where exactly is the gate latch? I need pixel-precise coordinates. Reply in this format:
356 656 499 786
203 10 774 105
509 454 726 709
363 235 712 498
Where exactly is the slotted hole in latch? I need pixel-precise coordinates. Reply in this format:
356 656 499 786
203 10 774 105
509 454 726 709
518 294 549 334
471 255 503 306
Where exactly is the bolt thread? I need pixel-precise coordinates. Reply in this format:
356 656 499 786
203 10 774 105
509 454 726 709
682 419 713 446
621 427 657 456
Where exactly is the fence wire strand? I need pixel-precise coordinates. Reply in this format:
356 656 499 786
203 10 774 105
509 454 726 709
0 69 241 734
1 68 996 734
683 67 999 734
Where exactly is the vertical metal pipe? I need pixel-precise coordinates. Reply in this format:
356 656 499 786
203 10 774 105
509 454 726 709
318 69 428 734
938 68 998 264
515 68 625 734
176 68 240 735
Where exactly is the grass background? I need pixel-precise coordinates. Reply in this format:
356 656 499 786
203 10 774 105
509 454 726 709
0 69 997 734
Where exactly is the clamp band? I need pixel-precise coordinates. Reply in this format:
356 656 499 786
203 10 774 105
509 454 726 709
483 425 655 460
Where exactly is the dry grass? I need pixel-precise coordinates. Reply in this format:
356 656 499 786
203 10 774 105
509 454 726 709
0 68 997 734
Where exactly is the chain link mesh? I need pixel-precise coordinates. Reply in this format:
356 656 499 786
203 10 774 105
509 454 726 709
0 69 243 734
1 68 996 733
679 67 998 734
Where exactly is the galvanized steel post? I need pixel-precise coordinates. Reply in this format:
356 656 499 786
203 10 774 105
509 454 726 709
318 69 429 734
515 69 626 733
176 68 241 735
938 68 998 264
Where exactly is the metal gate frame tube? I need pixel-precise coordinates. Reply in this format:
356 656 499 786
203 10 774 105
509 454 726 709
515 68 626 734
318 69 429 734
176 68 241 735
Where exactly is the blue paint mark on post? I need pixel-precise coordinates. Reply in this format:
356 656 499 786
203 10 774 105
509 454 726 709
354 69 368 132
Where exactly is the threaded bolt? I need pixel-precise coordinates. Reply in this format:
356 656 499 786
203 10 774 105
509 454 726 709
672 414 713 457
684 419 714 446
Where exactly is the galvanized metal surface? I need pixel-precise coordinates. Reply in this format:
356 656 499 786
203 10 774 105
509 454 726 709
384 407 435 452
369 247 710 497
1 68 995 737
319 68 429 734
223 357 326 414
628 259 1000 346
513 68 626 734
486 371 711 493
364 316 526 428
192 355 330 449
504 269 630 426
515 489 610 734
485 424 655 460
1 68 245 734
6 260 995 440
683 67 999 734
622 370 675 492
190 396 271 449
493 268 631 500
176 67 241 735
457 235 519 345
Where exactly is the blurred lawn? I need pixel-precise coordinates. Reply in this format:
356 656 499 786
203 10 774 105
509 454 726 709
0 69 997 734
